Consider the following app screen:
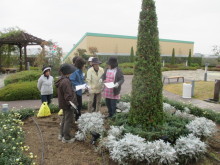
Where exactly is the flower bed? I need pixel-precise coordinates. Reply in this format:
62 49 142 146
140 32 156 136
73 97 217 164
0 110 37 164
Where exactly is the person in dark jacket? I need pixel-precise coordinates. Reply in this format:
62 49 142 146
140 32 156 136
55 63 78 143
102 57 124 118
69 57 86 121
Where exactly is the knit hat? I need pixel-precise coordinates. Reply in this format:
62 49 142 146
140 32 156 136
92 57 102 65
106 57 118 69
60 63 75 75
42 66 51 74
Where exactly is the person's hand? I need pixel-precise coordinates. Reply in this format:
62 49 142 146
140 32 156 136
114 82 119 88
99 79 103 83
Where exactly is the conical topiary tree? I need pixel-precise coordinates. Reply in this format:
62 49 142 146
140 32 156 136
129 0 163 127
188 49 192 66
171 48 175 65
130 46 134 62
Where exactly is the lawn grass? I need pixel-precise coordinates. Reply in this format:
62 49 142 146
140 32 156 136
164 81 215 100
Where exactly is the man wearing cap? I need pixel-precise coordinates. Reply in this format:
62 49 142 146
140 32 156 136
37 66 54 104
86 58 104 112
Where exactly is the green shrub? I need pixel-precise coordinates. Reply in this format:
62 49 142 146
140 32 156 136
4 70 41 86
0 81 57 101
121 68 134 75
162 56 202 66
163 97 220 124
30 66 40 71
119 63 134 68
111 112 189 142
49 104 60 113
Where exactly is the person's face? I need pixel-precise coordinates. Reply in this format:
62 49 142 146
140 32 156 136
108 65 111 69
45 70 50 76
93 64 99 70
89 61 93 66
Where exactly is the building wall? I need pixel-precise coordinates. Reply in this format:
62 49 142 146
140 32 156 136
86 36 137 54
160 41 194 56
65 33 194 61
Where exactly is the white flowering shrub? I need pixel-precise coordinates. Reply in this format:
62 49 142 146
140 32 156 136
146 140 177 164
103 128 177 165
108 126 124 138
184 107 190 113
163 103 176 114
174 134 206 163
75 112 105 141
175 110 195 120
186 117 217 138
110 133 148 164
117 102 130 113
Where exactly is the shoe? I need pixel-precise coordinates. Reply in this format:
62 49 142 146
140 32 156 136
62 137 75 143
58 134 62 141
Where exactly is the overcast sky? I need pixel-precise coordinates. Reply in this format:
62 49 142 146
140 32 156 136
1 0 220 55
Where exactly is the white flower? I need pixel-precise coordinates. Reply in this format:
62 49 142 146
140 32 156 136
108 126 124 138
75 112 105 141
186 117 217 137
174 134 206 162
163 103 176 114
110 133 147 164
117 102 130 113
175 110 195 120
145 140 177 164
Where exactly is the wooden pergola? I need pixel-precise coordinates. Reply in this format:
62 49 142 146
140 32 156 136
0 31 47 70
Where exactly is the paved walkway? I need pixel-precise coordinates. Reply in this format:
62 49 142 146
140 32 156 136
0 71 220 112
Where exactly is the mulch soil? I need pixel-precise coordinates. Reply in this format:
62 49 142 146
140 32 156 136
22 107 220 165
22 107 117 165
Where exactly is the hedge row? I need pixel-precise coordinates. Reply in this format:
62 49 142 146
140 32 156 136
0 81 57 101
161 56 202 66
4 70 42 86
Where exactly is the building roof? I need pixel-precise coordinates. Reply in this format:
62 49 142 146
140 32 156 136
64 32 194 60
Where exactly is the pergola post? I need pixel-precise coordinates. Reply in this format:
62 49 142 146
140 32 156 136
18 45 23 71
24 44 27 70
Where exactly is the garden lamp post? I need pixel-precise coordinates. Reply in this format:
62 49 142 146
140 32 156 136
204 63 209 81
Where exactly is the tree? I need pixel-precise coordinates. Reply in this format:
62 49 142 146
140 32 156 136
212 45 220 56
0 27 21 67
129 0 163 127
89 47 98 56
188 49 192 66
171 48 175 65
130 47 134 62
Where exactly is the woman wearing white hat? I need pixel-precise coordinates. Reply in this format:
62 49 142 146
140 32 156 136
87 57 94 69
37 66 54 104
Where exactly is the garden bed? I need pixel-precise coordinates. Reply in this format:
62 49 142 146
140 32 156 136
20 107 220 165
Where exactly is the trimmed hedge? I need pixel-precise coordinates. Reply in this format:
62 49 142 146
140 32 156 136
161 56 202 66
4 70 42 86
0 81 57 101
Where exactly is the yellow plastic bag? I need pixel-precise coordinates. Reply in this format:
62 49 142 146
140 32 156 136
58 109 63 116
37 102 51 117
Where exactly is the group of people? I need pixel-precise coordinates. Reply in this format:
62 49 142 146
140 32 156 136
37 56 124 143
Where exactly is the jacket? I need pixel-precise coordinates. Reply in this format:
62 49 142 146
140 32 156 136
69 69 85 96
55 75 78 110
86 67 104 94
102 67 124 96
37 75 54 95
